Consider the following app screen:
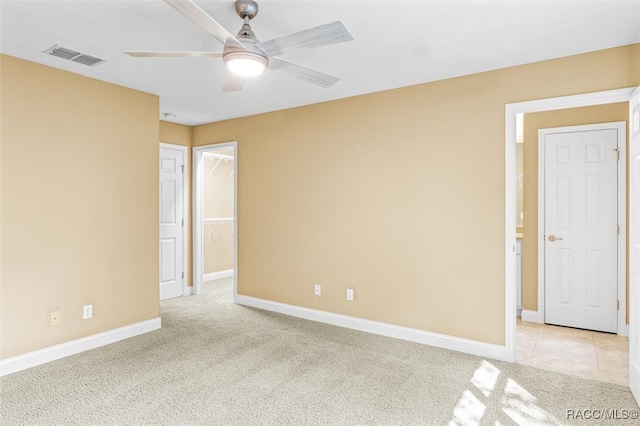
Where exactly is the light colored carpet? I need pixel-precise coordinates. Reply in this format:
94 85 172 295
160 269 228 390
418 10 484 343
1 278 638 425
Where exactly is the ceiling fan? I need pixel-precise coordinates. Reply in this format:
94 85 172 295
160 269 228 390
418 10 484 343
125 0 354 92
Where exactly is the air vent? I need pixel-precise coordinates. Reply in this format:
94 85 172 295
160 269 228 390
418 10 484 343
47 46 79 60
72 54 103 66
44 45 105 67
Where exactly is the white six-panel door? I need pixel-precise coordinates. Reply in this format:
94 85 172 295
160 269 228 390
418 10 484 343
629 88 640 402
159 145 185 300
543 127 619 333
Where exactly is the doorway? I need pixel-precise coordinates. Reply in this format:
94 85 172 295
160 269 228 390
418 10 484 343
505 88 636 365
515 121 628 385
514 116 630 383
193 142 238 296
203 149 235 282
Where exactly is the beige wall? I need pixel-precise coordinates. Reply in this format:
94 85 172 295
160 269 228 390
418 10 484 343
521 103 630 321
1 55 160 359
632 46 640 82
193 44 639 346
1 43 637 360
159 121 193 287
203 151 234 274
160 121 192 147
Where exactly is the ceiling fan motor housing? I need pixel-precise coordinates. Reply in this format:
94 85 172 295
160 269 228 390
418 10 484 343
235 0 258 20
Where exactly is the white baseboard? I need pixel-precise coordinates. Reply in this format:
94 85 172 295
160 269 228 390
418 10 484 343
235 295 507 361
520 310 629 336
203 269 234 282
621 323 629 338
0 317 161 377
183 285 193 296
521 310 539 323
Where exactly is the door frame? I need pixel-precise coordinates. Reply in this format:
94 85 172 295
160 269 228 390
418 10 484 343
537 122 626 334
159 142 189 298
629 87 640 403
504 87 636 362
192 142 238 296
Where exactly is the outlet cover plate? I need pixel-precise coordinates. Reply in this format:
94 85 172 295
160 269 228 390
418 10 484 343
346 288 354 301
83 304 93 319
314 284 321 296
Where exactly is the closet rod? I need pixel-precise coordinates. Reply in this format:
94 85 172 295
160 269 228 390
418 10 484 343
204 217 234 223
203 152 234 161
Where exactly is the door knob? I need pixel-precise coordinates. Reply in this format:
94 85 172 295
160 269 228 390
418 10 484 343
547 235 563 242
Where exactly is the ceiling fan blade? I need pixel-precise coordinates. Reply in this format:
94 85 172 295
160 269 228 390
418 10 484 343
269 58 339 89
164 0 244 49
125 51 223 58
256 21 353 57
222 72 245 92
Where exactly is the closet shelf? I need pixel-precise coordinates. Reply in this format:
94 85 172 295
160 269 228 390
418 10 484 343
204 153 234 175
203 153 234 161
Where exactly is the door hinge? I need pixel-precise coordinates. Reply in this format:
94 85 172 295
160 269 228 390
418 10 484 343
182 272 184 279
181 219 184 227
181 164 185 173
617 300 620 310
617 224 620 235
615 149 620 160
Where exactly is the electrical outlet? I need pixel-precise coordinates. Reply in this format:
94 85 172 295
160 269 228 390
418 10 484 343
83 304 93 319
50 311 60 327
346 288 354 301
314 284 321 296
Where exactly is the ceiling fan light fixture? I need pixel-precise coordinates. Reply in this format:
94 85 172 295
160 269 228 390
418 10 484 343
127 0 354 91
224 51 268 77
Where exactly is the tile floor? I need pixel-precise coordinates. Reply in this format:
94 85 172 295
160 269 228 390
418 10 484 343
516 317 628 385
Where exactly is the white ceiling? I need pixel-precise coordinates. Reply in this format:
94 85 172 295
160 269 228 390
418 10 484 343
1 0 639 126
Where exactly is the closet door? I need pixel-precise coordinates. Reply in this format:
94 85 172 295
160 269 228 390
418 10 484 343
159 144 185 300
